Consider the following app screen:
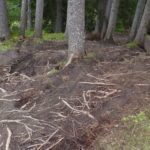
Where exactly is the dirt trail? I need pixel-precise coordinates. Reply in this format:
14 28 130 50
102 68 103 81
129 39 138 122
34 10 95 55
0 37 150 150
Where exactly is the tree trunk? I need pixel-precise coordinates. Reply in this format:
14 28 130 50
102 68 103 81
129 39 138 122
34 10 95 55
0 0 9 40
55 0 63 33
67 0 85 59
129 0 146 40
94 0 106 33
101 0 112 39
34 0 44 38
20 0 28 37
64 0 68 37
27 0 32 30
104 0 120 40
134 0 150 45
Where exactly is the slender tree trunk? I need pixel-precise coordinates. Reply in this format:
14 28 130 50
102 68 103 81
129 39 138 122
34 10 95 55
129 0 146 40
0 0 9 40
20 0 28 37
55 0 63 33
134 0 150 45
94 0 101 33
94 0 106 33
101 0 112 39
34 0 44 38
27 0 32 30
64 0 68 37
68 0 85 58
104 0 120 40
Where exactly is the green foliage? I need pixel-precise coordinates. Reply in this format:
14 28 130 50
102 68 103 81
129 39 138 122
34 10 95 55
122 112 148 123
117 0 137 30
127 42 138 48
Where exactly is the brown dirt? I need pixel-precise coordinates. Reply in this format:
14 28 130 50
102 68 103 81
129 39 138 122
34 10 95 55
0 36 150 150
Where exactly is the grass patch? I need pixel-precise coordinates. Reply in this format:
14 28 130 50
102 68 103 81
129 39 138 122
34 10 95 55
87 52 96 57
145 35 150 39
47 68 59 76
43 32 67 41
127 42 138 48
105 110 150 150
0 35 20 52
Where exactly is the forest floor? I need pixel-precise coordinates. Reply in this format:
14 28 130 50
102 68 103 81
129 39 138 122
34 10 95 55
0 34 150 150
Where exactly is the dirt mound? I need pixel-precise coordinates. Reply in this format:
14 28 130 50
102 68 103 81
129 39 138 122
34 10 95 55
0 38 150 150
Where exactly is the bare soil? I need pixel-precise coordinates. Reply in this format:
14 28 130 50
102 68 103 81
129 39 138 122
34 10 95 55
0 35 150 150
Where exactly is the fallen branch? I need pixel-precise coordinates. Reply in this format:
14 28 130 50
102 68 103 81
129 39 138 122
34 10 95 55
62 100 98 123
83 91 90 109
79 81 115 86
5 127 12 150
37 129 59 150
46 137 64 150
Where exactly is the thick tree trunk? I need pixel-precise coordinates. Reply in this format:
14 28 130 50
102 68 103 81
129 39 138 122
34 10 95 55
20 0 28 37
34 0 44 38
0 0 9 40
55 0 63 33
134 0 150 45
101 0 112 39
94 0 106 33
104 0 120 40
67 0 85 59
129 0 146 40
27 0 32 30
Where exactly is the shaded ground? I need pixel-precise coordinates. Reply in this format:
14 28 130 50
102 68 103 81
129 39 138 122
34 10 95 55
0 36 150 150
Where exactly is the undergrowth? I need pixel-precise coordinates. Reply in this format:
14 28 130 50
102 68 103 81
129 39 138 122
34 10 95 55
127 42 138 48
0 31 66 52
106 109 150 150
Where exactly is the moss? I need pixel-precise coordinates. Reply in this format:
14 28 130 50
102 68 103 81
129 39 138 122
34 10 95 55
127 42 138 48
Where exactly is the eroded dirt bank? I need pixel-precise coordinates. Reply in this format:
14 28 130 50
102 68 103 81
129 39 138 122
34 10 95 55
0 38 150 150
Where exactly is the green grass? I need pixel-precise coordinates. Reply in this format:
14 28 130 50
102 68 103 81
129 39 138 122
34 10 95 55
87 52 96 57
0 31 67 52
105 110 150 150
47 68 59 76
43 32 67 41
0 35 20 52
127 42 138 48
145 35 150 39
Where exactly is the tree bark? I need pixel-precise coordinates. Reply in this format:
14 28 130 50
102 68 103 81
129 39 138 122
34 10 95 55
101 0 112 39
64 0 68 37
55 0 63 33
20 0 28 37
68 0 85 58
104 0 120 40
94 0 106 33
34 0 44 38
0 0 9 40
129 0 146 40
134 0 150 45
27 0 32 30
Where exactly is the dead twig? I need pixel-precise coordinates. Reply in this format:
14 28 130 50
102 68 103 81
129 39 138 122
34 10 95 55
83 91 90 109
37 129 59 150
62 100 98 124
79 81 115 86
5 127 12 150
